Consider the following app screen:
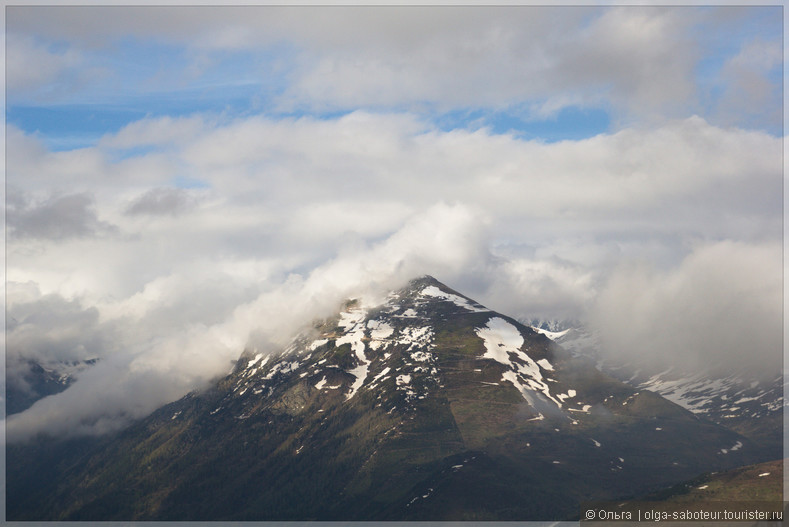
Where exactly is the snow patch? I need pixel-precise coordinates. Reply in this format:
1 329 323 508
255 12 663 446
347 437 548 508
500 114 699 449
309 339 328 351
346 363 369 400
396 374 412 386
336 308 370 401
263 360 301 380
410 350 432 362
477 317 523 364
246 353 264 369
476 317 562 408
421 286 488 312
720 440 743 454
558 389 577 402
368 319 394 339
397 325 433 351
373 367 391 383
537 358 554 371
531 326 571 340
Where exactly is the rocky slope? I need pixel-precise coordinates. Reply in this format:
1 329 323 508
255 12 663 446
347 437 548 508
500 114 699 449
545 326 784 458
7 276 765 521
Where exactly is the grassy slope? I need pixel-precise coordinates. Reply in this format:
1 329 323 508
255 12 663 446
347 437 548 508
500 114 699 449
641 458 784 504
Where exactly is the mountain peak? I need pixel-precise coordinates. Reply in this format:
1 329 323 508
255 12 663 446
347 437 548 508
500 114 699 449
8 277 763 521
405 274 442 288
397 274 448 296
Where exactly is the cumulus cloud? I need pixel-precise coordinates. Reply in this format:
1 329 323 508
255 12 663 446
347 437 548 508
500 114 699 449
124 187 197 216
4 5 781 441
98 112 781 230
482 257 597 323
5 33 87 98
7 6 780 129
714 37 782 131
588 241 782 378
99 115 207 150
7 188 117 240
5 283 118 401
5 202 492 441
6 113 779 305
7 284 111 364
6 191 781 441
558 7 697 121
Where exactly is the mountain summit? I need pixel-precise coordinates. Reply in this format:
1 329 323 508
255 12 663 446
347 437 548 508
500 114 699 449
8 276 763 520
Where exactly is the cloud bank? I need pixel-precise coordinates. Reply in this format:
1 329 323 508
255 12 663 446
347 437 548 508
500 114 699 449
5 6 782 441
6 113 781 441
7 6 781 131
589 241 782 378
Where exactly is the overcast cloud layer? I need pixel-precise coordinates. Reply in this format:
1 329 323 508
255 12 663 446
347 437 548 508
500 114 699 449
5 6 783 441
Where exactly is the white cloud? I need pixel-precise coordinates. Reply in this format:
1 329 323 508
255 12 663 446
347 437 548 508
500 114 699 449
113 113 782 223
487 258 596 322
6 34 84 96
588 241 782 377
3 5 782 440
5 202 491 441
561 8 698 120
713 37 782 131
7 186 120 241
124 187 199 216
7 112 780 303
276 7 700 120
9 6 778 129
100 115 208 150
6 146 781 439
7 284 114 366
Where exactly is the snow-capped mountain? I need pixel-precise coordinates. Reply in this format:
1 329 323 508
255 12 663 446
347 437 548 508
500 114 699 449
537 324 783 458
226 279 588 422
7 276 766 521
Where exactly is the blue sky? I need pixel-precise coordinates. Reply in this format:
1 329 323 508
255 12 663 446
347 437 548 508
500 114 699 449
5 5 784 440
7 6 782 150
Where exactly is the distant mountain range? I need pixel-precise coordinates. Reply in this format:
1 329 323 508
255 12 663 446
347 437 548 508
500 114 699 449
540 325 783 458
6 276 776 520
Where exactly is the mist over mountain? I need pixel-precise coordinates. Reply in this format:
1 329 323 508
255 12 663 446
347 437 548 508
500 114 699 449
6 358 98 416
543 324 783 459
5 6 782 523
7 277 771 521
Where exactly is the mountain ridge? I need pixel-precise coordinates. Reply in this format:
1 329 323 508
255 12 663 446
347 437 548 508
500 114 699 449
547 324 783 458
6 275 768 521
